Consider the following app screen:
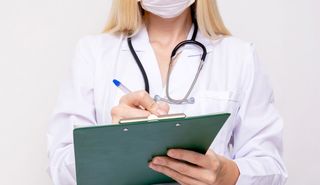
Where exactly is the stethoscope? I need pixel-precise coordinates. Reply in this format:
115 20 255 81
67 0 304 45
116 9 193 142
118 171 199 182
127 21 207 104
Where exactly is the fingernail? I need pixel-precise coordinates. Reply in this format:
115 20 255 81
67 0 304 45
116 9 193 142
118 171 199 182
153 158 162 165
157 109 166 116
167 150 175 157
149 163 154 168
149 163 159 171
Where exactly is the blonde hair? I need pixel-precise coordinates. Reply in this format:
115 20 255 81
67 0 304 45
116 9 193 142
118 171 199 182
103 0 230 38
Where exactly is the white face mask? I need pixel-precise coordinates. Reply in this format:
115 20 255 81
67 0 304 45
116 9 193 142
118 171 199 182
140 0 195 19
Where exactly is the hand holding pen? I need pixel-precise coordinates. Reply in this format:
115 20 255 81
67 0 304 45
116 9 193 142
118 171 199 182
111 79 169 123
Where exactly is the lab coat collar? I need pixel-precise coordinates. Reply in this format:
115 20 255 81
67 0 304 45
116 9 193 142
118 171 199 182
120 24 216 54
121 25 149 52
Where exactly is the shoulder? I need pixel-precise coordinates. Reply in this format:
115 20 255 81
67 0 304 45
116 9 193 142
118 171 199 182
214 36 255 57
76 33 124 51
210 36 258 72
209 36 261 86
73 33 125 65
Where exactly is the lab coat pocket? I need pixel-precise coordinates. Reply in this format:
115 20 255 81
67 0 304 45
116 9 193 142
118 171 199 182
197 90 240 115
196 90 241 155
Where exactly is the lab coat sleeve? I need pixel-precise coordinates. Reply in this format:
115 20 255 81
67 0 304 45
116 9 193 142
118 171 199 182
233 44 288 185
47 37 97 185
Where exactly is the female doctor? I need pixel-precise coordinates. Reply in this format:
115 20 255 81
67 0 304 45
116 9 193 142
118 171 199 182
48 0 288 184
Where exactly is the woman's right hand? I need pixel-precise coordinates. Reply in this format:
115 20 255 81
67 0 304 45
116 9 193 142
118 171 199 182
111 90 170 123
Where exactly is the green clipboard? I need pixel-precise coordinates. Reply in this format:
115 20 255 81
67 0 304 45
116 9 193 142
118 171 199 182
73 113 230 185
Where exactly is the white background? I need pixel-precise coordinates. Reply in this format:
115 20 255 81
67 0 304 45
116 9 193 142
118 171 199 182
0 0 319 184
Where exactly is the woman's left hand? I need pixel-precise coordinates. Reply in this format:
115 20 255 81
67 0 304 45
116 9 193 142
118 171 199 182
149 149 239 185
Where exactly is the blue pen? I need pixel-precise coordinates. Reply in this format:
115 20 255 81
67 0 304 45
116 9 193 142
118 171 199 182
113 79 132 94
113 79 149 110
113 79 160 102
113 79 166 115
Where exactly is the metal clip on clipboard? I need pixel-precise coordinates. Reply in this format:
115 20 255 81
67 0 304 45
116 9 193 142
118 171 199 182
119 113 186 124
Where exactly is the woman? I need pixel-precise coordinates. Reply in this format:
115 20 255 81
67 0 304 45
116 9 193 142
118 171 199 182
48 0 288 184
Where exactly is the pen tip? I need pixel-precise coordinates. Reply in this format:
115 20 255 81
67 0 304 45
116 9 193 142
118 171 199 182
113 79 121 87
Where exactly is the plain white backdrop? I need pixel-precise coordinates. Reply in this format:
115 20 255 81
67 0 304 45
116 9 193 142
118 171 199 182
0 0 319 184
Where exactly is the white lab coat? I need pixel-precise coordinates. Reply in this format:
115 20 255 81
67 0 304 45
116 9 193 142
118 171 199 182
47 25 288 185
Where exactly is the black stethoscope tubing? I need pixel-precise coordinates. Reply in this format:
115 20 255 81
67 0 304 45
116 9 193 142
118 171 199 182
127 21 200 94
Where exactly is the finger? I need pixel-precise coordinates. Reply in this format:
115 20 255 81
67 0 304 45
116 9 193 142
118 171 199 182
112 115 121 124
117 105 151 118
149 163 206 185
167 149 210 168
119 91 162 115
157 101 170 114
111 105 150 123
152 156 213 183
176 181 188 185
